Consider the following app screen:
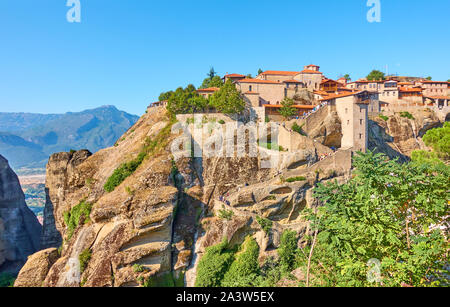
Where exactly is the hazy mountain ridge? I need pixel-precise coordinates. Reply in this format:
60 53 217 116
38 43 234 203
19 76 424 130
0 106 139 170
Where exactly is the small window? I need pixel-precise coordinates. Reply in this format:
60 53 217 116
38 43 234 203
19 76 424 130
359 134 362 139
347 120 350 125
249 85 252 92
360 119 363 125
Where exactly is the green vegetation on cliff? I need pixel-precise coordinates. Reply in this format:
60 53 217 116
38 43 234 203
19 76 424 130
256 216 272 234
0 273 16 287
104 116 176 192
222 237 260 287
63 200 93 240
79 248 92 273
195 238 235 287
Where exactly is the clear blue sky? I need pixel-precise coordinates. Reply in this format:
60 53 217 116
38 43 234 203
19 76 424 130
0 0 449 116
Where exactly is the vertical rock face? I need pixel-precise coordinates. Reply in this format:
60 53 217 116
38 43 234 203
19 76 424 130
369 109 442 160
41 151 92 249
0 154 42 274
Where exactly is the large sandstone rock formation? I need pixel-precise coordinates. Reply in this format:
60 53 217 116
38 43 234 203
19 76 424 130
15 104 444 287
369 109 441 160
0 155 42 274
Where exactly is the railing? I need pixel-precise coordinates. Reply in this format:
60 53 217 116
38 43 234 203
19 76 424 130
299 101 330 120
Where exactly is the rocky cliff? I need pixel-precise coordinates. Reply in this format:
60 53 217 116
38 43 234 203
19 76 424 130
369 109 442 161
0 155 42 274
14 106 446 287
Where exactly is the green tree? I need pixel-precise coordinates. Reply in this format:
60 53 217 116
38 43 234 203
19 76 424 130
208 67 217 80
200 75 223 89
222 236 260 287
258 68 263 75
158 91 174 102
305 151 449 287
422 122 450 160
278 230 299 272
278 97 297 119
195 238 235 287
166 85 204 114
343 74 351 82
209 79 245 114
426 76 432 81
367 70 385 81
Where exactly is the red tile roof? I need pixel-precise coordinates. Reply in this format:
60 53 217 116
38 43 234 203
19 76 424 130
237 78 282 84
197 87 220 92
320 79 338 84
224 73 245 78
260 71 300 76
399 87 422 93
319 91 364 101
425 95 450 99
421 80 450 84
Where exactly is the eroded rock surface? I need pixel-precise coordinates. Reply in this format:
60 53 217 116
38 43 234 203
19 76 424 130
0 155 41 274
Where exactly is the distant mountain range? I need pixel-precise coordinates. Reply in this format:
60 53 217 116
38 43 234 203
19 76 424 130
0 106 139 171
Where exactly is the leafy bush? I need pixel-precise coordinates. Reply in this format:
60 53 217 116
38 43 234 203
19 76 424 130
254 257 283 287
422 122 449 160
143 271 184 287
195 238 235 287
285 176 306 183
166 84 209 114
307 151 449 287
104 118 176 192
63 200 92 240
256 216 273 234
222 237 260 287
292 123 306 136
400 111 414 120
218 120 225 125
209 80 245 114
367 70 385 81
258 142 285 152
278 230 298 272
0 273 16 287
79 248 92 273
104 154 145 193
133 264 145 273
218 206 234 220
278 98 297 119
379 114 389 121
